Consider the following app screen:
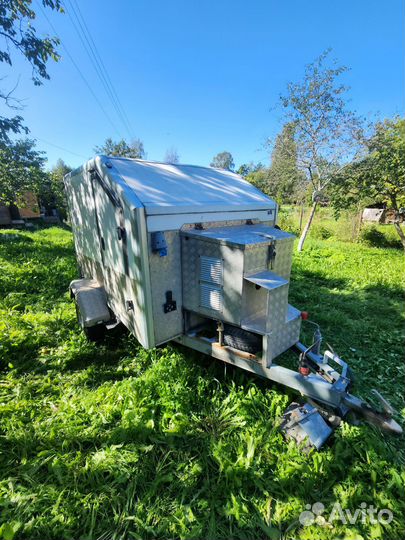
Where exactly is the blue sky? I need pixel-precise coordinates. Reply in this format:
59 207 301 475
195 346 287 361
1 0 404 169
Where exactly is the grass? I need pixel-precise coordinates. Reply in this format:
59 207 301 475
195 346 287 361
278 205 404 249
0 225 404 540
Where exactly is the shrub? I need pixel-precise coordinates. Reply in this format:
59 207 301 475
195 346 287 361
276 211 300 236
311 224 332 240
359 225 402 249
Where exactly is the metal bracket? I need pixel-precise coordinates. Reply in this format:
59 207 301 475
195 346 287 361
151 231 168 257
295 342 350 392
217 320 224 346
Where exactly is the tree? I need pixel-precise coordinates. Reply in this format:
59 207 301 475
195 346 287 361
0 0 63 143
236 162 275 197
164 147 180 163
246 167 273 195
237 160 303 204
236 162 264 178
39 158 72 219
0 139 47 206
278 50 365 251
237 162 283 201
268 123 306 204
94 137 145 159
330 118 405 250
210 151 235 171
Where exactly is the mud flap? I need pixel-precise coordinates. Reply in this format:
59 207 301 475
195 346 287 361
70 279 111 328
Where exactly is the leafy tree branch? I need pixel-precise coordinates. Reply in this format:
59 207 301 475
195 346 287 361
0 0 63 142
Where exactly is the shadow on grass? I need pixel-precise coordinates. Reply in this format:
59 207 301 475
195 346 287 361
1 230 404 539
1 372 401 540
5 260 404 404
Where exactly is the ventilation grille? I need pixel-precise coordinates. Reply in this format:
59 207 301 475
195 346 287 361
200 256 223 285
199 256 223 311
200 283 223 311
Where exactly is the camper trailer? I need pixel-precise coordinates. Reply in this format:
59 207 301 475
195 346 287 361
64 155 401 447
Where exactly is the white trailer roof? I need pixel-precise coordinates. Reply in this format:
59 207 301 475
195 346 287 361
105 157 276 215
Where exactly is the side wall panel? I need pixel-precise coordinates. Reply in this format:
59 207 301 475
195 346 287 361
66 170 101 271
101 202 153 347
148 231 183 345
65 166 154 348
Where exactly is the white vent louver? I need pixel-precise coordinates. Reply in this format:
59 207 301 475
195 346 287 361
200 256 223 285
200 283 223 311
199 256 223 311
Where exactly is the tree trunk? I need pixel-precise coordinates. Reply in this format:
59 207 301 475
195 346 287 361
297 200 318 252
354 206 363 242
393 221 405 252
299 202 304 231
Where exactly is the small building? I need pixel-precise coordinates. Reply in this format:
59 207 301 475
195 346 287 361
0 192 40 227
362 205 403 224
0 205 11 226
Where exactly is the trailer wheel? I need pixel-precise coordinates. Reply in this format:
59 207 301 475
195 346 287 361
75 302 106 342
84 324 106 342
223 324 261 354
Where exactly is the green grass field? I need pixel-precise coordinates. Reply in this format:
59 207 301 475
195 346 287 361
0 226 404 540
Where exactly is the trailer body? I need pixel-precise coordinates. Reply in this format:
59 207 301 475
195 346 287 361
65 155 402 443
65 155 301 363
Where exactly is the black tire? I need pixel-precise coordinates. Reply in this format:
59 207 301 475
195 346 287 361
84 324 106 342
223 324 261 354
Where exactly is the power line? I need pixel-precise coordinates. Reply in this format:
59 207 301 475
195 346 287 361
70 0 134 138
64 0 134 140
63 1 124 131
36 1 123 138
66 0 133 138
35 136 88 159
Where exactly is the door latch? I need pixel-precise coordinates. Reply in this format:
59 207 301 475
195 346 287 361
163 291 177 313
268 242 276 269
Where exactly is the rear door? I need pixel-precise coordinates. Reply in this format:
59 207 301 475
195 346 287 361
92 173 128 276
